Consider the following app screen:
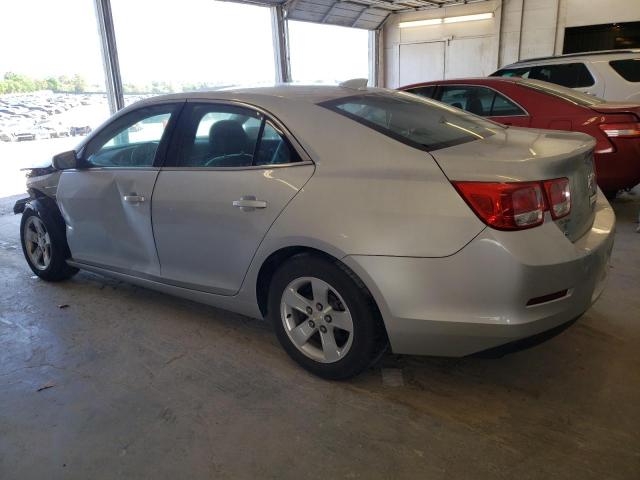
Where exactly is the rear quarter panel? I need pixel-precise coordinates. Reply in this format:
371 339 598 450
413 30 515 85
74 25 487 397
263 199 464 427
249 103 486 260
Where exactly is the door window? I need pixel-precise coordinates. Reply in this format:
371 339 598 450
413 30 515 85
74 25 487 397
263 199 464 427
490 92 526 116
174 103 300 167
438 86 525 117
609 59 640 82
404 86 436 99
528 63 594 88
84 105 176 167
491 67 531 78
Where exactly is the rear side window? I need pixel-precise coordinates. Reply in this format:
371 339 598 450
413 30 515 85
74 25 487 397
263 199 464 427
320 91 498 152
173 103 300 168
438 85 525 117
528 63 594 88
492 67 531 78
404 86 436 98
609 59 640 82
491 92 525 116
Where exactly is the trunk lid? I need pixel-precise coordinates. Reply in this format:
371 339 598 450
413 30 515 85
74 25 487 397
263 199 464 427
429 127 597 242
589 103 640 119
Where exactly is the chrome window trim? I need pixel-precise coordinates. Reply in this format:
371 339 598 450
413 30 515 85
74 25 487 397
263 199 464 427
63 167 161 172
160 161 314 172
437 83 531 118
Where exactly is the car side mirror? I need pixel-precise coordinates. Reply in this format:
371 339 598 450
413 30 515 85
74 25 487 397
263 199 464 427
52 150 78 170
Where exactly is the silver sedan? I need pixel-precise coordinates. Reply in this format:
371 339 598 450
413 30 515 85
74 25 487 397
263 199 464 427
16 84 615 379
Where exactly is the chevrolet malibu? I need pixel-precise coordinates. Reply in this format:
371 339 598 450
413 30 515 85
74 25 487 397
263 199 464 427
15 84 615 379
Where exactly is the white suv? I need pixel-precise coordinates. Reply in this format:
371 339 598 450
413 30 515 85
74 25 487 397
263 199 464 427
491 49 640 102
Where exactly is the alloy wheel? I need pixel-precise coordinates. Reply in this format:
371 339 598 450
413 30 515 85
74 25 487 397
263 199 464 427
280 276 354 363
24 216 51 271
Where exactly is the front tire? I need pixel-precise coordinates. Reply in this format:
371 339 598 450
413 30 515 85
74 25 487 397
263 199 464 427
20 206 78 282
268 254 386 380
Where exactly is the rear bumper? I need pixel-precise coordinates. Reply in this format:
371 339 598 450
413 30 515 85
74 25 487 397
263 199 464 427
343 190 615 357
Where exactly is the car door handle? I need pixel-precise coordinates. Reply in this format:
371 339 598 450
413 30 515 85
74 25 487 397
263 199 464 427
123 194 146 203
233 196 267 211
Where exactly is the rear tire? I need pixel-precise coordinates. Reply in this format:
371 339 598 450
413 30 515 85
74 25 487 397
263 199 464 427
20 206 78 282
268 254 386 380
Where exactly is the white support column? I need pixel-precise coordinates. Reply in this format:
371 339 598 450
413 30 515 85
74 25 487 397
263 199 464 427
93 0 124 113
271 5 292 83
368 30 381 87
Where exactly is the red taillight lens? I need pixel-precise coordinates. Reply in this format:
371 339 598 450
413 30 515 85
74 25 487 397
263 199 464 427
453 181 546 230
543 178 571 219
599 122 640 138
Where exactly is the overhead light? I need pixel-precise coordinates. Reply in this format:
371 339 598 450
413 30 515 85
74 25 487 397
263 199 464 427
444 12 494 23
398 18 443 28
399 12 493 28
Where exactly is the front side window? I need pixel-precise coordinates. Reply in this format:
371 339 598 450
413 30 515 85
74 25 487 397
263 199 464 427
320 91 499 152
174 103 300 168
84 105 176 167
609 59 640 82
528 62 594 88
437 86 525 117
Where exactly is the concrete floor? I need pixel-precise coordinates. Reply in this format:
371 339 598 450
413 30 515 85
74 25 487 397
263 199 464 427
1 192 639 480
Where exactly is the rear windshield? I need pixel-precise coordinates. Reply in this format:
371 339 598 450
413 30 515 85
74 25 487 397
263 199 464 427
609 59 640 82
319 91 499 151
518 78 604 106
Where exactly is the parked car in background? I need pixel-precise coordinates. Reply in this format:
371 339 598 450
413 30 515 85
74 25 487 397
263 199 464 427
491 49 640 102
40 121 70 138
14 85 614 379
401 77 640 196
70 125 92 136
0 129 15 142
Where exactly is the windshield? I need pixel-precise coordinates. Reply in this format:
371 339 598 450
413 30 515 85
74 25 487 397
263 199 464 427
518 78 604 106
319 91 500 151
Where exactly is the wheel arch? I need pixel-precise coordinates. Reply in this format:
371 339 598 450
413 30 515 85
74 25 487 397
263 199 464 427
22 194 70 257
255 246 387 345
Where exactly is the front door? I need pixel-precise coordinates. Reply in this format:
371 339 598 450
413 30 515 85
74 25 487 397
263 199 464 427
152 101 314 295
57 103 181 276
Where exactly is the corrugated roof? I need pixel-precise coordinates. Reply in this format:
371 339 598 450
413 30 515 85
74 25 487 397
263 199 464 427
223 0 492 30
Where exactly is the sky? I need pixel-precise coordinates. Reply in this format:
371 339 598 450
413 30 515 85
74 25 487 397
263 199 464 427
0 0 369 88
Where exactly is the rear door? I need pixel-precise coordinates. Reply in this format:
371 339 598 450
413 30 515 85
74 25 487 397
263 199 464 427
57 102 182 276
152 101 314 295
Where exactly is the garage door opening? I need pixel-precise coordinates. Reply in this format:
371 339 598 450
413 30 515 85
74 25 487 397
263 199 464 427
288 21 370 84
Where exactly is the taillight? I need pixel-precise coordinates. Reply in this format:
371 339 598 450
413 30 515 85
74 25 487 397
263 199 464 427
543 177 571 219
453 178 571 230
453 181 546 230
599 122 640 138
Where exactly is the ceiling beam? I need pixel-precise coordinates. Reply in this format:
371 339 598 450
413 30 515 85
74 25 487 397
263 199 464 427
321 1 340 23
351 6 369 27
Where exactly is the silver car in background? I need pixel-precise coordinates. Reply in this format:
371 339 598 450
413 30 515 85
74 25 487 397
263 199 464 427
15 84 615 379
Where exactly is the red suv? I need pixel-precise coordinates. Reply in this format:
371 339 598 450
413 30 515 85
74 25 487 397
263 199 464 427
400 77 640 196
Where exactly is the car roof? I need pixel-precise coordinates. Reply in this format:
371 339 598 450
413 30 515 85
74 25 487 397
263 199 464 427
401 77 521 89
500 49 640 68
140 84 381 107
